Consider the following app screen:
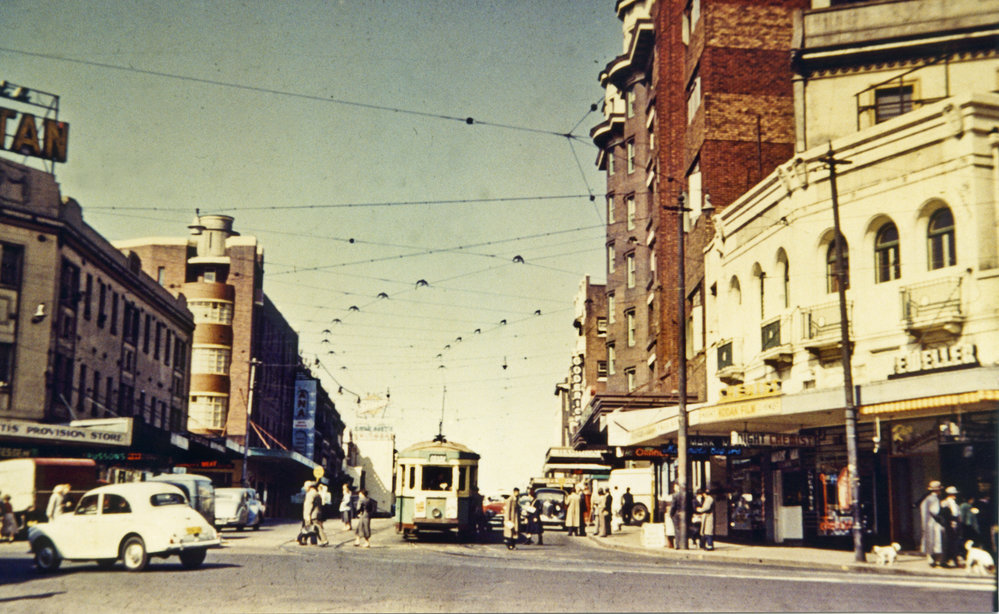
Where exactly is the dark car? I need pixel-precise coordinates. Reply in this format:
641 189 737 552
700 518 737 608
520 488 567 529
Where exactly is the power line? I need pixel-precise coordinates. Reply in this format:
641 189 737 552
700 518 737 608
0 46 601 143
86 194 594 212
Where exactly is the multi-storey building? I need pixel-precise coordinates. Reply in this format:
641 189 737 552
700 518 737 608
117 215 317 514
610 0 999 548
0 156 199 472
559 276 607 446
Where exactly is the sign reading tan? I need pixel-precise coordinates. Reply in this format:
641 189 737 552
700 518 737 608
0 108 69 163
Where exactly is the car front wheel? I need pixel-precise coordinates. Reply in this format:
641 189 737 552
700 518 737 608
33 537 61 572
121 536 149 572
630 503 649 525
179 548 207 569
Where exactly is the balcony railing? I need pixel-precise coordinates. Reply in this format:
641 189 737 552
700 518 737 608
802 300 853 360
760 315 793 369
716 338 744 384
901 276 963 339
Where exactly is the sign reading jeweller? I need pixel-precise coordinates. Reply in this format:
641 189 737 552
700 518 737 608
891 344 978 378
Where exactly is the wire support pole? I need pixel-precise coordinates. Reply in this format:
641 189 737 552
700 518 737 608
819 144 864 563
241 359 261 487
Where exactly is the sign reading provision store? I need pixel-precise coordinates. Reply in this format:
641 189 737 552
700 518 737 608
0 418 132 446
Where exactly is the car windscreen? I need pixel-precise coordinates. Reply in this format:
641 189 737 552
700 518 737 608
536 491 564 502
150 492 187 507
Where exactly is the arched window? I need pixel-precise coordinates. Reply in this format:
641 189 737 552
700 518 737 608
928 208 956 270
776 250 790 309
752 263 765 319
875 222 900 283
826 238 849 294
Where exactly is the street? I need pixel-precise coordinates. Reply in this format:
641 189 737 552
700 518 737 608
0 519 995 613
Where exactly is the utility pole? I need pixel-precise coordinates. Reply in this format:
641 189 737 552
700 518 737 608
818 144 865 563
664 191 690 550
241 359 260 486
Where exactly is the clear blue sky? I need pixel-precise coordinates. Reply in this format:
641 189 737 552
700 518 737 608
1 0 622 491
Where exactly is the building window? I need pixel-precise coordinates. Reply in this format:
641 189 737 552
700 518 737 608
597 361 608 379
687 73 702 123
607 343 616 376
596 317 607 336
607 243 616 275
143 314 151 353
91 370 101 416
826 238 850 294
189 395 227 430
626 140 636 174
928 208 956 270
192 347 231 375
154 323 162 361
97 282 107 327
608 293 616 324
626 195 636 230
110 292 119 335
0 342 12 386
626 252 636 288
83 274 93 320
625 367 637 392
77 364 87 415
607 148 615 176
164 330 172 366
607 195 615 224
0 244 23 288
777 250 790 309
626 88 636 118
875 84 913 123
157 267 166 286
203 270 217 282
188 300 234 325
875 222 900 283
626 309 636 347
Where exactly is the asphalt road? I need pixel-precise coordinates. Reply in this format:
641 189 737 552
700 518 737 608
0 519 995 613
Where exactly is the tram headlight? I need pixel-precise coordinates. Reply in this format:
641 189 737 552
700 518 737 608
432 507 443 519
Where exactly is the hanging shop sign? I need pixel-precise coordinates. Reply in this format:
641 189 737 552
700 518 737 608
731 431 816 448
619 437 743 459
890 344 978 378
0 107 69 163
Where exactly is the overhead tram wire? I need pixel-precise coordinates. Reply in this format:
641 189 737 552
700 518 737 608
0 46 601 143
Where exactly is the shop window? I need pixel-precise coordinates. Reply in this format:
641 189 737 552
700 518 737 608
875 222 900 283
927 208 956 270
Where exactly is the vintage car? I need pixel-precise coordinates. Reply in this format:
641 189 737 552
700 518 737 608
28 482 221 572
213 487 250 530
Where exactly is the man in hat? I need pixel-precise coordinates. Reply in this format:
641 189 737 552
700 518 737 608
919 480 945 567
940 485 962 567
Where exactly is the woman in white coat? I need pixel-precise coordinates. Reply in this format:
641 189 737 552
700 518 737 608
502 488 521 550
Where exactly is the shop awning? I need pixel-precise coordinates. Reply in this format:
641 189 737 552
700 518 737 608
861 389 999 415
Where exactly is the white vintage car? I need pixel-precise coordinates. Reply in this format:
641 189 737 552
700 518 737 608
28 482 222 572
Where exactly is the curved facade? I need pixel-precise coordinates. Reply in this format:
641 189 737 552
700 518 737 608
184 280 235 434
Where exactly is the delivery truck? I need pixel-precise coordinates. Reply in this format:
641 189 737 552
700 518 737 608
0 457 100 538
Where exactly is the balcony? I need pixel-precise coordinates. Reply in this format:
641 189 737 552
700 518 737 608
760 315 793 369
716 339 744 385
901 276 964 342
802 300 853 362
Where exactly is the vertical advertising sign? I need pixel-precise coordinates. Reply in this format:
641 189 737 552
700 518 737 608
292 379 317 458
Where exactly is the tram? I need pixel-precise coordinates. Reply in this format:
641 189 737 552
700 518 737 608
394 438 481 539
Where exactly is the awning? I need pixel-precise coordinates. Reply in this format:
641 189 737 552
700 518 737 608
861 389 999 415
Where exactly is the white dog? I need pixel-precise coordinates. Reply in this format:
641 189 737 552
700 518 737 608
872 542 901 566
964 541 995 576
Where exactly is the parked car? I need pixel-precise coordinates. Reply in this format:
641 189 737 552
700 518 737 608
532 488 567 528
482 492 509 528
245 489 265 529
213 487 250 531
28 482 221 572
146 473 215 527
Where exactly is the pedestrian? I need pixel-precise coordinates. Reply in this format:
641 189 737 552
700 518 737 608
565 487 580 536
1 493 16 542
339 484 353 531
576 484 587 537
958 494 981 548
469 487 486 539
502 487 521 550
45 484 69 521
594 488 606 537
611 486 623 532
940 486 961 567
695 488 715 550
917 480 945 567
354 489 374 547
669 484 684 550
621 487 634 526
524 488 543 545
302 481 329 547
602 487 613 536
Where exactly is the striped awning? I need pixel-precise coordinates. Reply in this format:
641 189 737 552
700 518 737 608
860 389 999 415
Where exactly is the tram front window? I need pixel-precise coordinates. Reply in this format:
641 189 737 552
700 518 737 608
422 466 452 491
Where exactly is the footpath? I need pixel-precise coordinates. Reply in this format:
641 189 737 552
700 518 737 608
581 521 998 582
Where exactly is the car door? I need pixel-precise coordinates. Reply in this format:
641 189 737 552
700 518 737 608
56 492 100 559
93 493 133 559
